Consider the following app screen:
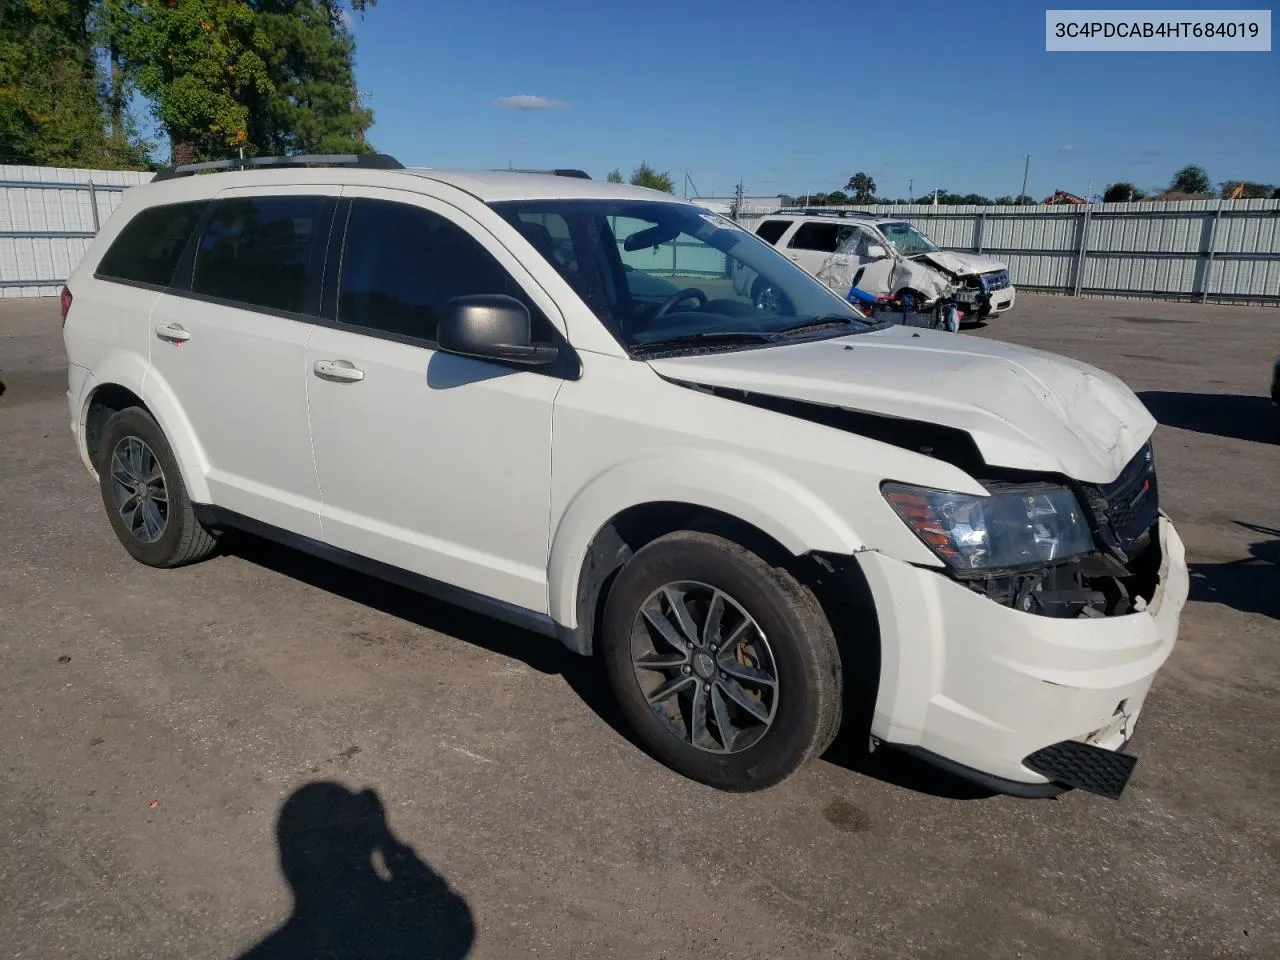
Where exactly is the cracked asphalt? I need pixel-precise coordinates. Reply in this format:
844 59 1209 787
1 294 1277 959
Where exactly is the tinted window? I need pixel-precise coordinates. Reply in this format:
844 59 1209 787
787 221 857 253
754 219 792 245
338 199 534 342
192 196 327 313
96 201 207 285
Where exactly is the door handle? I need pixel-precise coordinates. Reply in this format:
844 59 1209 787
155 322 190 343
313 359 365 382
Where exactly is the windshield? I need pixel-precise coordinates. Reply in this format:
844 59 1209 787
490 199 872 352
878 221 939 256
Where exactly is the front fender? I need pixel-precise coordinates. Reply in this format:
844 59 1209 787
547 449 864 628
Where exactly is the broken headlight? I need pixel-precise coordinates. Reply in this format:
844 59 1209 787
883 482 1094 572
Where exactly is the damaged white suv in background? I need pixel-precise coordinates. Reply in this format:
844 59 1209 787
738 210 1016 321
63 157 1183 802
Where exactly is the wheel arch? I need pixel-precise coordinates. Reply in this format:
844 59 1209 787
548 455 865 656
83 366 211 503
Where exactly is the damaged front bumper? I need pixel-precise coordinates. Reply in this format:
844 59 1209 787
857 513 1188 798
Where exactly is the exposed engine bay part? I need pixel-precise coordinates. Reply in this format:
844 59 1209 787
667 380 1163 621
667 380 990 475
959 538 1161 619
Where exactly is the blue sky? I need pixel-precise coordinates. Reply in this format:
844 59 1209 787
349 0 1278 199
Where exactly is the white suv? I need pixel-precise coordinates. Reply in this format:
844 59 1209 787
740 210 1016 320
62 155 1186 798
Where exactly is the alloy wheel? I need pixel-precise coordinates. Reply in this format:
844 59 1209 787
629 580 779 754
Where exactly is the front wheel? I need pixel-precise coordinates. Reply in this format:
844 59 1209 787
601 531 843 791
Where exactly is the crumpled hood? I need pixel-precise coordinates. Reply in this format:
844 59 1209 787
915 249 1007 276
647 326 1154 484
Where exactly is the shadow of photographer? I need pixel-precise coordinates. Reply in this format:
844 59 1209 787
239 781 475 960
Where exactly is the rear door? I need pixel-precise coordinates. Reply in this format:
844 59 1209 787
147 186 338 537
784 220 857 276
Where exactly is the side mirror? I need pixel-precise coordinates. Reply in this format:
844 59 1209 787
437 294 559 366
864 244 889 260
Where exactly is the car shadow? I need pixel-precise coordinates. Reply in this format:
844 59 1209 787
238 781 474 960
220 532 644 752
224 532 1001 801
1188 522 1280 620
1139 390 1278 445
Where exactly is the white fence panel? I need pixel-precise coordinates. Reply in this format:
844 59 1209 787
0 165 152 298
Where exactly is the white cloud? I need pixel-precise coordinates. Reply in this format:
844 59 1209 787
494 95 568 111
1059 143 1074 152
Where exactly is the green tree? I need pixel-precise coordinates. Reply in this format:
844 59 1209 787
245 1 375 156
629 162 673 193
1103 182 1145 202
0 0 146 167
844 171 876 201
606 168 623 183
101 0 272 163
102 0 378 164
1170 164 1210 194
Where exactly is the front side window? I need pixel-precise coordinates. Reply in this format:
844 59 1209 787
96 201 208 286
192 196 328 313
491 199 873 354
338 198 539 343
834 226 891 258
878 221 939 255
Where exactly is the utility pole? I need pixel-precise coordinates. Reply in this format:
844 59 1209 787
907 178 913 203
731 181 745 221
1020 154 1030 203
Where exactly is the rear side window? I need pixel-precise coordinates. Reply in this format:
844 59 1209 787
337 198 537 343
192 196 328 314
95 201 207 286
754 219 792 245
788 221 857 253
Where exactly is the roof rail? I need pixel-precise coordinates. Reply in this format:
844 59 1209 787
498 168 592 180
151 153 404 182
774 207 886 218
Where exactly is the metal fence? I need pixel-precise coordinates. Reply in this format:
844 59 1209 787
2 166 1277 304
0 165 153 298
738 199 1280 304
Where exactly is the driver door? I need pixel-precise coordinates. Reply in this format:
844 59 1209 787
846 226 898 297
304 189 566 614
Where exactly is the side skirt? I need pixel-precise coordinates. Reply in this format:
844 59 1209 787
193 505 560 641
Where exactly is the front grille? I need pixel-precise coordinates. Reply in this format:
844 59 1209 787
980 269 1010 292
1023 740 1138 799
1085 442 1159 559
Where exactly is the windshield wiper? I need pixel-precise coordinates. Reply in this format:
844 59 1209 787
776 315 872 336
632 330 778 354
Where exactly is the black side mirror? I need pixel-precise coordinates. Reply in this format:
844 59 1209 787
437 294 559 366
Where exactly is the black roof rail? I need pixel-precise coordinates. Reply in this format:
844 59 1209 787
499 168 592 180
773 207 887 218
151 153 404 181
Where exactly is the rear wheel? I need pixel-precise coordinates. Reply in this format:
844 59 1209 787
96 407 218 568
602 531 842 791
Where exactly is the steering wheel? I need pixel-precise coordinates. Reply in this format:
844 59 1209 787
653 287 707 319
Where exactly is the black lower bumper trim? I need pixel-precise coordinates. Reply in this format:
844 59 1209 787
1023 740 1137 800
890 745 1067 799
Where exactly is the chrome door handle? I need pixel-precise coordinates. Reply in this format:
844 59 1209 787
313 359 365 382
155 322 190 342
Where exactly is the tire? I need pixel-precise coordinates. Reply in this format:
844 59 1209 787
96 406 218 568
601 531 842 791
